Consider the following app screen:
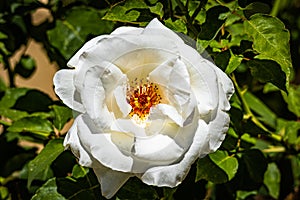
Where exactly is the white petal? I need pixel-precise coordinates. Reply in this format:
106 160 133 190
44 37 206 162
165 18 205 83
187 59 219 118
140 119 209 187
67 35 109 69
93 164 133 199
63 117 93 167
150 104 183 126
207 109 230 152
111 119 146 137
77 114 134 172
82 63 125 130
82 66 112 130
53 69 85 112
133 134 184 165
111 26 143 35
149 58 193 119
143 18 184 46
113 83 132 117
213 62 235 111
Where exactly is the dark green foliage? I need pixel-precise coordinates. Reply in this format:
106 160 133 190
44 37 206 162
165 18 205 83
0 0 300 199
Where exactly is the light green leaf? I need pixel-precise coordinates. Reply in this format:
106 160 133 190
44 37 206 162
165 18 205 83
27 139 64 188
31 178 66 200
164 18 187 34
264 163 280 199
102 0 148 24
0 108 28 121
244 14 292 85
244 91 277 128
149 2 164 18
0 186 9 200
209 150 238 181
7 116 53 139
196 150 238 183
276 118 300 145
0 88 29 109
225 52 243 74
51 105 72 131
72 164 89 179
283 85 300 117
15 55 36 78
247 59 286 92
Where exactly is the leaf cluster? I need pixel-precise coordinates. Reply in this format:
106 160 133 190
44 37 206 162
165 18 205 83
1 0 300 199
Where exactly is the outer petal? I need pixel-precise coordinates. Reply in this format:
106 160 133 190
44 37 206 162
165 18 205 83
111 26 143 35
67 35 109 69
143 18 184 46
93 164 133 199
53 69 85 112
77 114 134 172
63 116 93 167
140 119 209 187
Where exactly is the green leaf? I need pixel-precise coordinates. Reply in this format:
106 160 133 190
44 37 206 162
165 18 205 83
7 116 53 139
0 108 28 121
56 170 102 200
117 177 159 199
0 88 29 109
0 186 9 200
31 178 66 200
243 91 277 128
247 59 286 92
225 52 243 74
244 14 292 85
196 150 238 183
263 163 280 199
149 2 164 18
48 7 114 59
102 0 148 24
72 164 89 179
242 149 267 183
243 2 271 18
164 18 187 34
27 139 64 188
51 105 72 131
283 85 300 117
276 118 300 145
14 55 36 78
209 150 239 181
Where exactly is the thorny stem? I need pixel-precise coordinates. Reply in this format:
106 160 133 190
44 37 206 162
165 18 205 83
230 74 283 143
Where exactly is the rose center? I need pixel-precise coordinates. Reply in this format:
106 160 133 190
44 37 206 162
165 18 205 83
127 82 161 121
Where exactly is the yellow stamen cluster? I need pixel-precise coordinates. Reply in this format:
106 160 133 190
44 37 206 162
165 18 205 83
127 81 161 121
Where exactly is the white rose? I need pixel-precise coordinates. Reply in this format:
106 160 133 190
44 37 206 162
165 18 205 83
53 18 234 199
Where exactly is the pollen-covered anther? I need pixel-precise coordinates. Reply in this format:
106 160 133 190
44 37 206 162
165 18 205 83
127 82 161 121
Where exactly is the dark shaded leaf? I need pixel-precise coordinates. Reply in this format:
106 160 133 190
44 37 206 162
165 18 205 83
196 150 238 183
247 59 286 92
117 177 159 199
51 105 72 131
31 178 66 200
14 55 36 78
242 149 267 183
56 169 102 200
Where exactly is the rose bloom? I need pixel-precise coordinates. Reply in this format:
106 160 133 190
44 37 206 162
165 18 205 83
53 18 234 198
